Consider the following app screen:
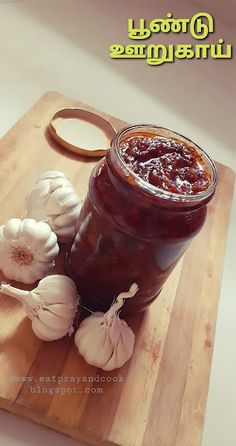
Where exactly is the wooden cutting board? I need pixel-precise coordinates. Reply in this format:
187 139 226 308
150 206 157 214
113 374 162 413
0 91 235 446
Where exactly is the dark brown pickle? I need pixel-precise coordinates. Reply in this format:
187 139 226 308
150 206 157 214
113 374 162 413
120 135 210 194
66 126 217 316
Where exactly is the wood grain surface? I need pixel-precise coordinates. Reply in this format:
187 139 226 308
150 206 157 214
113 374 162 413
0 91 235 446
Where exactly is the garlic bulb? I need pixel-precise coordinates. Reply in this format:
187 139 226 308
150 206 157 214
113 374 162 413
0 275 79 341
74 283 138 371
26 170 81 243
0 218 59 284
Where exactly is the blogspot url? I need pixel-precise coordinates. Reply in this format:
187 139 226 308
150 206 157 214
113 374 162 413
28 386 103 395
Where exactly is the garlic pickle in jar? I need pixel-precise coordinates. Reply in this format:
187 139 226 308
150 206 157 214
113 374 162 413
66 125 217 316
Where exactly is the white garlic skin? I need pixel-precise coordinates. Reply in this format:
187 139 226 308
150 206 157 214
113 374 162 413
31 275 79 340
74 313 135 371
26 170 81 243
0 218 59 284
74 283 138 371
0 275 79 341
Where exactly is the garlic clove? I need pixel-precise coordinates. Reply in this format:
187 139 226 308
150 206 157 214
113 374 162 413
37 275 78 305
46 303 76 320
26 171 81 242
53 209 79 228
26 184 51 222
38 233 60 253
60 192 81 209
52 224 78 239
49 178 69 191
32 180 50 199
1 264 22 283
20 220 54 246
32 317 72 341
31 321 56 341
2 218 22 240
47 186 69 204
34 244 59 262
41 276 76 291
37 307 71 331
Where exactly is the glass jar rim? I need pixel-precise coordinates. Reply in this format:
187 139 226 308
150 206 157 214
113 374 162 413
113 124 218 203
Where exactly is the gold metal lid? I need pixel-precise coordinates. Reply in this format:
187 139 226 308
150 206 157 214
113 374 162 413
49 108 116 157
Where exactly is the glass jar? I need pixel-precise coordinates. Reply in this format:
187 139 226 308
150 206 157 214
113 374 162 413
66 125 217 316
